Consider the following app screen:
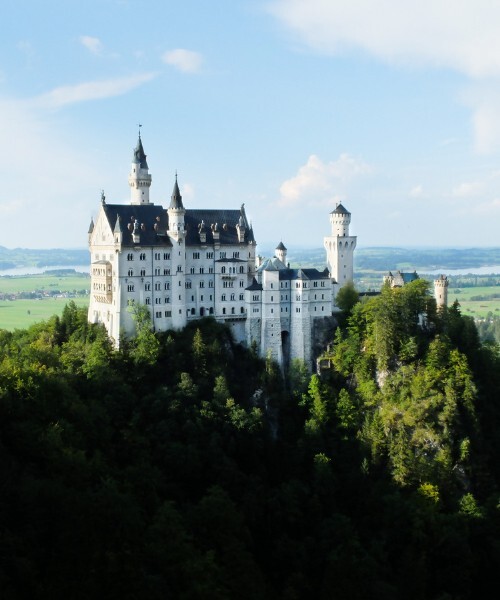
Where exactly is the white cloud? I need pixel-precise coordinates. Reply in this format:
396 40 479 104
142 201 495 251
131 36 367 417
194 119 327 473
410 185 423 198
32 72 156 109
451 181 483 198
162 49 203 73
278 153 371 207
80 35 103 55
268 0 500 78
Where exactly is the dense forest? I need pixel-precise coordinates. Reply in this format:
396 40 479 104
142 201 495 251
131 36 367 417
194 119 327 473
1 284 499 599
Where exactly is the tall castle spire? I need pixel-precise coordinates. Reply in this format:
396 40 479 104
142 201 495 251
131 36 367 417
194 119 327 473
128 130 152 205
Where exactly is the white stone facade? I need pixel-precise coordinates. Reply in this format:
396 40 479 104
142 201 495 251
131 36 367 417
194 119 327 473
88 137 357 367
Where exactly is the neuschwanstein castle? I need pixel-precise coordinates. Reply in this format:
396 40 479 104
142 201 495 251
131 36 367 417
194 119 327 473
88 135 356 367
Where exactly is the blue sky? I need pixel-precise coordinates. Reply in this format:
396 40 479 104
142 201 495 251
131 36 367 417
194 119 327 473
2 0 500 249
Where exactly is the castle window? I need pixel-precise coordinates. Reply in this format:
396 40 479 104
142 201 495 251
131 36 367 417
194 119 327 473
127 253 133 261
155 282 161 291
193 252 200 259
128 269 133 276
271 296 273 301
239 294 244 300
201 295 204 301
239 266 244 273
209 281 214 288
239 281 244 287
314 306 317 311
220 252 226 259
155 253 160 260
165 311 171 317
165 282 170 290
145 283 151 291
296 307 300 313
314 282 318 287
271 308 274 313
155 268 160 276
223 308 226 314
155 298 161 304
165 297 170 303
231 307 235 314
322 294 325 300
206 252 214 259
233 251 239 258
191 308 195 315
253 295 259 301
210 295 213 301
209 267 214 274
200 281 204 288
189 267 195 274
200 267 204 274
127 284 134 292
221 266 226 274
191 295 194 302
296 295 300 301
177 265 182 272
230 294 235 301
146 297 151 305
164 253 170 260
321 282 325 287
140 269 146 276
156 311 161 318
271 283 273 289
140 253 146 261
164 268 170 275
222 294 226 301
186 281 192 289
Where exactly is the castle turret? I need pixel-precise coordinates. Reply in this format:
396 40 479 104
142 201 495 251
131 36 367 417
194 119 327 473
324 202 357 287
275 241 287 265
128 133 152 205
167 175 187 330
434 274 449 309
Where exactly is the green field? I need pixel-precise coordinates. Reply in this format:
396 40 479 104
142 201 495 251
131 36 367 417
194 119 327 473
0 273 89 294
448 286 500 318
0 271 90 331
0 297 90 331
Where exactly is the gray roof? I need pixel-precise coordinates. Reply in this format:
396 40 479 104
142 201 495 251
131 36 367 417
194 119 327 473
331 203 350 215
276 241 287 251
169 177 184 210
246 277 263 291
101 202 256 247
88 218 94 234
132 135 149 169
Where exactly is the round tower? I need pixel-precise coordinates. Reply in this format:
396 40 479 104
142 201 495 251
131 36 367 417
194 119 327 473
330 203 351 236
434 275 449 309
324 203 357 286
275 241 287 265
128 133 152 205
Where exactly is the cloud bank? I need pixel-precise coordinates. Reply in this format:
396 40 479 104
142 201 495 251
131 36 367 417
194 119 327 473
278 154 372 207
162 49 203 73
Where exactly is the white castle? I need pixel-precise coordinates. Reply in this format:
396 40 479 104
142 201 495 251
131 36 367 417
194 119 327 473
88 135 356 368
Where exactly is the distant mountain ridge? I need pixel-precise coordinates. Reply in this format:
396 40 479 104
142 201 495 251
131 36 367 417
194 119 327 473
0 247 88 270
3 246 500 274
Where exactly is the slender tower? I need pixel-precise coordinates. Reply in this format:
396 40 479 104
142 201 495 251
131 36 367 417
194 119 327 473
128 132 152 205
434 275 449 309
167 175 187 329
324 203 357 285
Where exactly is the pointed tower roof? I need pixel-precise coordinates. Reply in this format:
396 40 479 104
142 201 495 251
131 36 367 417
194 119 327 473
276 241 287 251
331 203 350 215
132 134 149 169
169 174 184 210
114 214 122 233
88 217 94 234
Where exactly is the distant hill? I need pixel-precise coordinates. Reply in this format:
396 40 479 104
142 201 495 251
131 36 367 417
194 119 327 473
259 246 500 274
0 247 88 270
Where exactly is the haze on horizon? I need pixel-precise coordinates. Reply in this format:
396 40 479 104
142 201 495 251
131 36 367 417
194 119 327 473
1 0 500 250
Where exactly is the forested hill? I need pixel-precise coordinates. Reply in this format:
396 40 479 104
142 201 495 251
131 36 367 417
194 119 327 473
1 290 499 599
